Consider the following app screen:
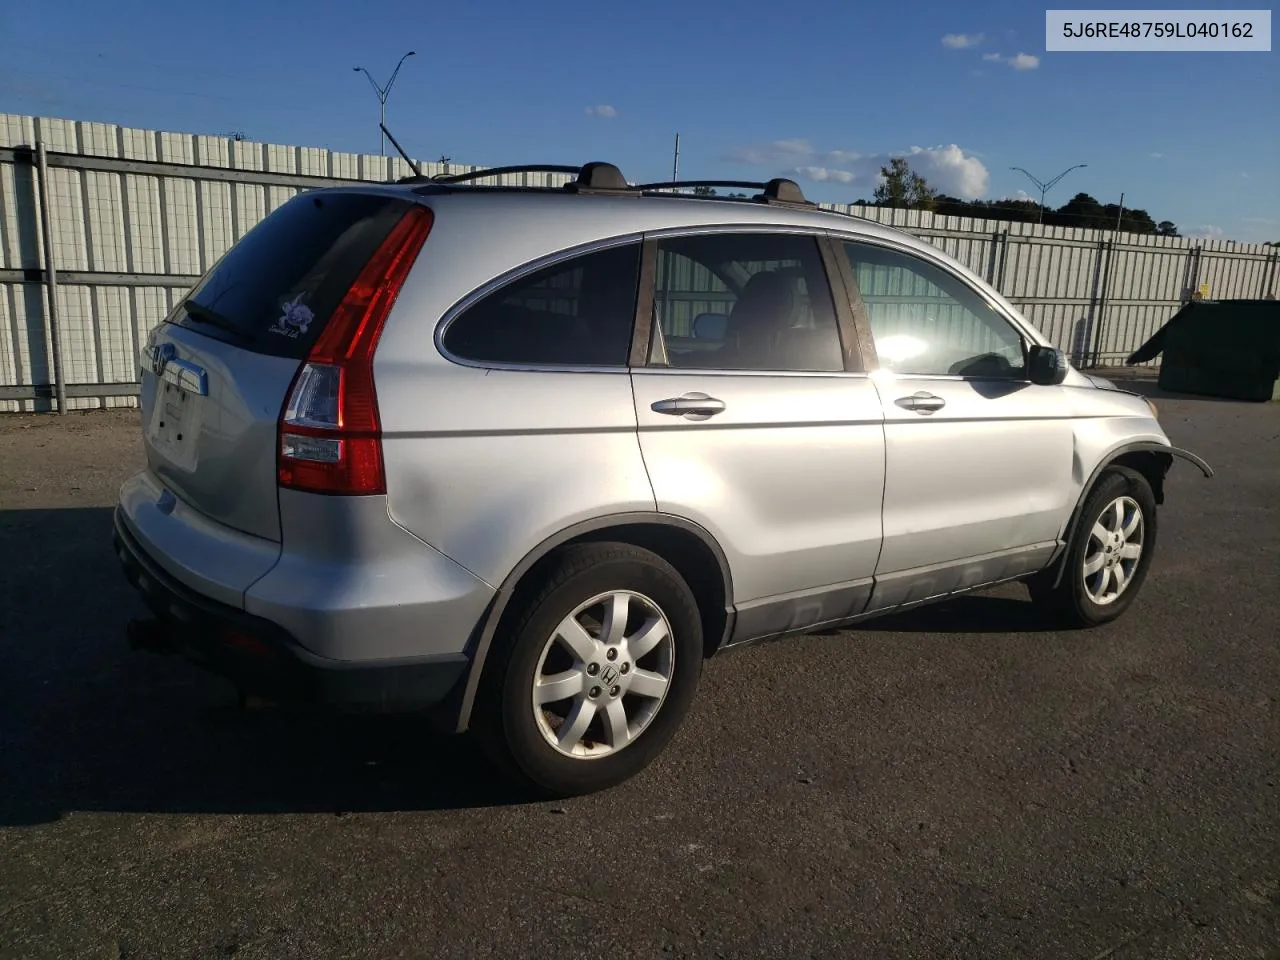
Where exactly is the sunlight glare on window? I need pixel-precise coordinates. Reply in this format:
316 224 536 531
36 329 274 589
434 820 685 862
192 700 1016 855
874 334 929 368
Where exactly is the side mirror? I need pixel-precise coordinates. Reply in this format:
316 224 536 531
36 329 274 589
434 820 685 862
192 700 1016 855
692 313 728 341
1027 345 1069 386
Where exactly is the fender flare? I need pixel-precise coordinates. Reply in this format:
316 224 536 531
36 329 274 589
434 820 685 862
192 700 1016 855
448 512 735 733
1115 441 1214 479
1046 441 1213 590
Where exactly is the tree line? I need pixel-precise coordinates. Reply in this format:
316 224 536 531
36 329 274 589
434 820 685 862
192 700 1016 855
863 157 1179 236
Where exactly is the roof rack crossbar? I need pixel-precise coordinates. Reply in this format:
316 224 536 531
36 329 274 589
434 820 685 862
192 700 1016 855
431 164 584 184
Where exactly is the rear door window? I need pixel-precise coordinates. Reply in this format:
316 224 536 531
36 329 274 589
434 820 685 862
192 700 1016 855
171 192 414 359
442 243 642 366
648 233 844 372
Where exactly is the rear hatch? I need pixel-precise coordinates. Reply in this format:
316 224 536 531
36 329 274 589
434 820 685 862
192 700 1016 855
141 190 421 542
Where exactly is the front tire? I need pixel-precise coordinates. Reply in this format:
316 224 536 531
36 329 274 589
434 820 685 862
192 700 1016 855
476 543 703 797
1029 466 1158 627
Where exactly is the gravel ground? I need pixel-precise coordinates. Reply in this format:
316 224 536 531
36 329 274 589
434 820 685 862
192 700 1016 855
0 388 1276 960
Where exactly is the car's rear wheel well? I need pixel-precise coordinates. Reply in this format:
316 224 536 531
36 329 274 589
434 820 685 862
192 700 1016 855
541 524 730 659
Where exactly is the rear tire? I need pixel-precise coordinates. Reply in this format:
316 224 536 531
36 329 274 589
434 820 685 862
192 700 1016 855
1029 466 1157 628
475 543 703 798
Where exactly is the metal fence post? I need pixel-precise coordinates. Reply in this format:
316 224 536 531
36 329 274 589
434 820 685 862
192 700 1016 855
1263 247 1279 299
1186 246 1203 302
35 141 68 415
985 229 1001 284
995 229 1010 292
1089 240 1115 368
1077 237 1107 368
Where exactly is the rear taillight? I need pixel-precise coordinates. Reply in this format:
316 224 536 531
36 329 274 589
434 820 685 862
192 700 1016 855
278 205 433 495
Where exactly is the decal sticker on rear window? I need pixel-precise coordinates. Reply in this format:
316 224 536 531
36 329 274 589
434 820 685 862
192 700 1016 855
269 295 315 339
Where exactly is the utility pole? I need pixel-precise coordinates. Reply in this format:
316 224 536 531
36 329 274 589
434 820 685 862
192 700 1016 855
1010 163 1088 225
672 133 680 184
1114 192 1126 233
353 51 416 157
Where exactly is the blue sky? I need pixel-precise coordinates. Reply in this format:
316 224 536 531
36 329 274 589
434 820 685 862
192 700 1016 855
1 0 1276 241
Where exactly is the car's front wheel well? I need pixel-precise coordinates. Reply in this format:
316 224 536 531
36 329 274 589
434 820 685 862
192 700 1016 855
1108 450 1172 505
1028 451 1171 596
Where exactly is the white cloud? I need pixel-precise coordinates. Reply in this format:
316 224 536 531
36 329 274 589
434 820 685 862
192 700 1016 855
1188 225 1224 238
981 52 1040 69
796 166 856 183
942 32 984 49
1149 152 1165 159
726 140 990 199
1013 189 1035 202
584 104 617 118
902 144 990 197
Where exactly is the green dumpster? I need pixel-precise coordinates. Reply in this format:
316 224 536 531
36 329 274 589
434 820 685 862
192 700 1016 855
1126 299 1280 402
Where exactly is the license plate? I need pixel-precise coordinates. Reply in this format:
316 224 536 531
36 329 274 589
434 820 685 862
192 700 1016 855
147 381 203 471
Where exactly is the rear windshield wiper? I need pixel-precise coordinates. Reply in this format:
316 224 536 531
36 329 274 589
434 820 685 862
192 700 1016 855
181 299 254 344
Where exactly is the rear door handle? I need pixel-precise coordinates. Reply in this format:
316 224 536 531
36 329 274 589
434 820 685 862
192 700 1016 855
651 393 726 420
894 391 946 414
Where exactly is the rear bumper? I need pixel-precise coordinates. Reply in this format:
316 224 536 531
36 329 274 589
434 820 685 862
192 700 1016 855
114 508 468 712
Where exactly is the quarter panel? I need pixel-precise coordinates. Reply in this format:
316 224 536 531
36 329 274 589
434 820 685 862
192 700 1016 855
377 363 656 586
245 491 494 661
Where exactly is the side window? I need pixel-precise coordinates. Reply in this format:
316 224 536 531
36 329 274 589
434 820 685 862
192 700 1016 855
842 242 1026 378
442 243 641 366
649 233 844 372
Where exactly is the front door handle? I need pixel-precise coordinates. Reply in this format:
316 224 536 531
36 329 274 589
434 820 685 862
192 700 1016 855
895 391 946 415
651 393 726 420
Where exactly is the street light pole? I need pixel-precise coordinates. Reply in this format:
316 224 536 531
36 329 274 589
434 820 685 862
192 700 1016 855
1010 163 1088 225
353 51 416 157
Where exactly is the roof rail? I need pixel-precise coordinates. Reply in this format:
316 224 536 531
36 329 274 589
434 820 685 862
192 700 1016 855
429 164 583 184
635 177 813 206
397 161 815 206
636 179 764 192
424 161 634 195
412 160 638 195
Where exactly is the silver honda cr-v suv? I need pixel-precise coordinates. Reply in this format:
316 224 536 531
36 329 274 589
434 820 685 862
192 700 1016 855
115 162 1212 796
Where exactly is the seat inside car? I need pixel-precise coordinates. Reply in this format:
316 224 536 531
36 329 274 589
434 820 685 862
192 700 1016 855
717 271 799 368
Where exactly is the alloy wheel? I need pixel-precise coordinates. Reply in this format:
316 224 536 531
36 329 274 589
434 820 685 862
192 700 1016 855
530 590 676 759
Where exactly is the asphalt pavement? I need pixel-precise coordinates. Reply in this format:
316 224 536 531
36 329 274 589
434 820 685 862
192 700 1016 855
1 386 1276 959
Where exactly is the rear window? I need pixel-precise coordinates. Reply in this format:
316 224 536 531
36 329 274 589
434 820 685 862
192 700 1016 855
441 243 641 367
172 192 413 358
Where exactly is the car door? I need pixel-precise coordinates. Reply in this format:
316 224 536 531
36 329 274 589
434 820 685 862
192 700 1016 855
835 238 1076 612
629 229 886 644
